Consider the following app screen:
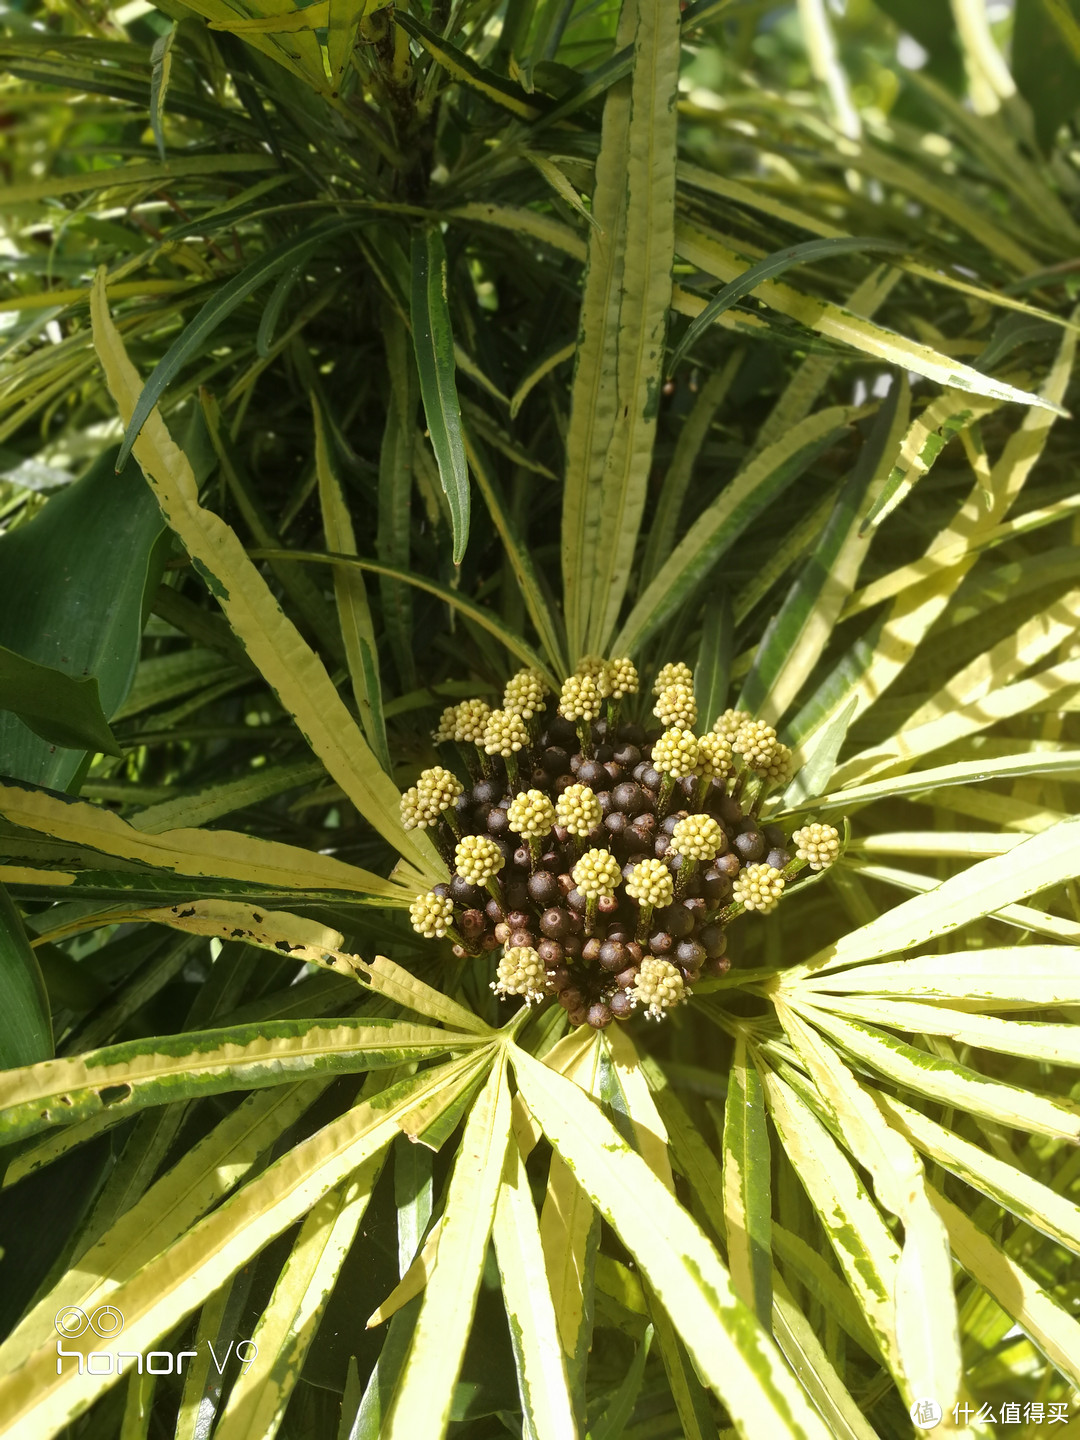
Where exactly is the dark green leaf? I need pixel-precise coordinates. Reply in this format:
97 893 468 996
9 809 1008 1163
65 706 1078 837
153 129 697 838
0 881 52 1068
410 227 470 564
0 646 121 758
669 238 907 375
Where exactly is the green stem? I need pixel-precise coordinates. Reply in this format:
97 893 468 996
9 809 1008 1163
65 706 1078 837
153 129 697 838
505 752 520 788
635 903 654 944
657 773 676 817
673 857 698 901
585 896 598 935
576 720 594 759
527 835 542 871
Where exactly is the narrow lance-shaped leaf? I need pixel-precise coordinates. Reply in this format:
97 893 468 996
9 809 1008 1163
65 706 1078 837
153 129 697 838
511 1045 834 1440
410 226 469 564
116 219 361 469
723 1035 772 1327
669 237 907 374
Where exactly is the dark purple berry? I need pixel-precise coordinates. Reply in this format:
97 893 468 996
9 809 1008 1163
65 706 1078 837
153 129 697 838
704 954 731 978
613 744 641 769
596 790 614 816
582 937 603 963
509 930 534 950
548 965 571 990
609 989 634 1019
604 811 629 839
562 933 583 959
587 1001 613 1029
603 761 624 785
767 848 791 871
460 909 486 941
450 875 483 906
612 781 648 817
540 907 570 938
640 766 662 791
527 870 560 907
676 939 705 969
654 835 671 858
702 869 732 907
566 888 588 914
577 758 606 787
472 779 501 806
505 882 529 909
733 828 766 863
659 904 694 938
538 939 564 967
542 747 570 775
599 939 629 971
648 930 673 955
512 845 531 870
714 853 741 878
485 897 505 923
432 882 451 900
699 923 727 958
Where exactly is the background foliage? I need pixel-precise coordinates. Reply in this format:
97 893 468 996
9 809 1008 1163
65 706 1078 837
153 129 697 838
3 0 1080 1436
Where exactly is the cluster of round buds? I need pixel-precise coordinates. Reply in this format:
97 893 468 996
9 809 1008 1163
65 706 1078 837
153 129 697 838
454 834 505 885
409 890 455 938
559 673 602 723
555 783 602 836
632 956 687 1020
697 732 733 780
503 668 548 719
625 857 674 909
600 657 640 700
483 708 528 757
406 657 849 1030
733 719 781 773
733 863 785 913
433 705 459 744
572 847 622 900
492 945 547 1004
713 708 751 744
507 789 555 838
670 814 724 862
654 683 697 730
792 822 841 871
652 728 699 779
655 662 693 695
452 699 491 745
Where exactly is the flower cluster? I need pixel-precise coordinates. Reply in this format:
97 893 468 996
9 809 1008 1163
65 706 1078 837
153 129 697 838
406 661 845 1028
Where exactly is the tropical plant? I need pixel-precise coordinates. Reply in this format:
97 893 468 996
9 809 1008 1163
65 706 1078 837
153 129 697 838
3 0 1080 1437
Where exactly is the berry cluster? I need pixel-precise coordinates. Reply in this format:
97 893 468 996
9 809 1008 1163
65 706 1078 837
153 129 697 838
403 660 842 1029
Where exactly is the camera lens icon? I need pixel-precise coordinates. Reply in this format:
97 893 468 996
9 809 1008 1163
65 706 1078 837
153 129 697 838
54 1305 125 1340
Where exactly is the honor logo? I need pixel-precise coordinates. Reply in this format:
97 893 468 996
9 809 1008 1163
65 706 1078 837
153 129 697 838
54 1306 258 1377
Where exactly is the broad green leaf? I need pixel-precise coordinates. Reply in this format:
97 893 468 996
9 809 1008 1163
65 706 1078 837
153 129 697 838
394 1135 433 1278
758 1067 902 1378
377 312 418 691
876 1091 1080 1260
929 1181 1080 1390
669 237 906 374
148 25 174 159
561 0 679 658
675 222 1063 412
644 1297 718 1440
214 1159 383 1440
0 777 409 901
382 1058 511 1440
512 1046 834 1440
789 1005 1080 1141
603 1025 673 1190
314 395 390 772
0 443 164 788
723 1036 772 1327
781 816 1080 977
800 946 1080 1008
0 882 51 1069
0 1017 478 1145
776 1001 961 1409
0 643 121 757
492 1140 578 1440
0 1065 462 1434
367 1217 444 1329
410 227 469 565
446 203 586 264
89 273 438 882
695 594 734 731
614 409 854 657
